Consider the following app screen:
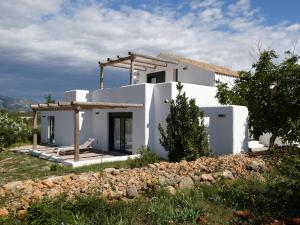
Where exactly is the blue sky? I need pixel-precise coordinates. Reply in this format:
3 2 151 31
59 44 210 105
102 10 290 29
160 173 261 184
0 0 299 101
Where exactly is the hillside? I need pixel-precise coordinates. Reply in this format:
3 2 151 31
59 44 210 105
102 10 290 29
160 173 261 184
0 96 37 111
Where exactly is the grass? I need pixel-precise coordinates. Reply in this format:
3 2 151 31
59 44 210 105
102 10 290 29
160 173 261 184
1 145 299 225
2 186 236 225
3 175 299 225
0 147 159 185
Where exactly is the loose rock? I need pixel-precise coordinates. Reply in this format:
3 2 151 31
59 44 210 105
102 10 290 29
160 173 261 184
126 186 138 198
103 168 117 174
200 173 214 182
222 170 234 179
165 186 176 195
0 208 9 218
3 181 23 191
178 176 194 189
17 209 27 220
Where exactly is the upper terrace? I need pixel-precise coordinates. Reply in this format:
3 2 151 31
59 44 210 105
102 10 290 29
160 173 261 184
98 52 239 89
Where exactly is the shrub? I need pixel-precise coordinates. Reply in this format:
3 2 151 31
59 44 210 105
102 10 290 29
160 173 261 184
127 146 159 168
50 163 62 171
159 82 211 162
0 110 32 147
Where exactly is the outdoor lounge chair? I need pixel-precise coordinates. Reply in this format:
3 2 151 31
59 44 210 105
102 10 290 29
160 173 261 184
54 138 95 156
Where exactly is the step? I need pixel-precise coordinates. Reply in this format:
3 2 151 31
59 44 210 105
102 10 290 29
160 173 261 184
248 140 264 149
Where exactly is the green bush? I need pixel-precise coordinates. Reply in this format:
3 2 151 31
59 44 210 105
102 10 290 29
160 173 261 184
50 163 62 171
0 110 32 147
127 146 159 168
270 145 300 179
159 82 211 162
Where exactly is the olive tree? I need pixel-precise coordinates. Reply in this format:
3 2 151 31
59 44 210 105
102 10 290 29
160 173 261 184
216 50 300 147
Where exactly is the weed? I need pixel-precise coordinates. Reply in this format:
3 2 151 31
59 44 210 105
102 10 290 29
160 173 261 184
127 146 159 168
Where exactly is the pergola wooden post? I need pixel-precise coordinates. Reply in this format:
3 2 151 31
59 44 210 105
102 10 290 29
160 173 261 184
32 110 38 150
74 107 80 162
99 64 104 90
130 55 135 85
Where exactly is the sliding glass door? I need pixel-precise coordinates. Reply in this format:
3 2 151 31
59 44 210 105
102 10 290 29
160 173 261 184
109 113 132 153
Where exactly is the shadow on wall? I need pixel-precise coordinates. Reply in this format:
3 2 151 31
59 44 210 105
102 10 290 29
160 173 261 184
259 133 283 147
241 117 249 152
80 91 95 146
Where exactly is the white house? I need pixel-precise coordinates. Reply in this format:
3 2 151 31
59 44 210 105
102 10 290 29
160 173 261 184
36 52 249 161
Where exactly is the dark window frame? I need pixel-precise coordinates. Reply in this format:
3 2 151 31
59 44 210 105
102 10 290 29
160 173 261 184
108 112 133 154
147 71 166 83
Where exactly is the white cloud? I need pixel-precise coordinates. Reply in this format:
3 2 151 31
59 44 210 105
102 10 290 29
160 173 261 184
0 0 299 74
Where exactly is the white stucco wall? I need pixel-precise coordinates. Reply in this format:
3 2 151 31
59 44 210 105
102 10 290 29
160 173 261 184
200 106 248 155
259 133 284 147
40 111 74 146
215 74 236 88
90 84 150 153
40 82 248 158
136 62 215 87
41 90 92 146
150 82 173 158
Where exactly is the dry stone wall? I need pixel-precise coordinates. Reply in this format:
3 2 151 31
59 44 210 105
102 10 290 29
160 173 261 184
0 154 268 218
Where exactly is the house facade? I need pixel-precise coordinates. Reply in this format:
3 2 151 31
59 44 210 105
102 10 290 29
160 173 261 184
40 53 249 158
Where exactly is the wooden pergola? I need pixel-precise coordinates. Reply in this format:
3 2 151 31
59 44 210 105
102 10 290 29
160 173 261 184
31 101 143 162
98 52 179 89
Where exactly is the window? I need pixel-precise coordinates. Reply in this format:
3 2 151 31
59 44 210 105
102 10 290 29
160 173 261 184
173 68 178 82
109 112 133 153
147 71 165 83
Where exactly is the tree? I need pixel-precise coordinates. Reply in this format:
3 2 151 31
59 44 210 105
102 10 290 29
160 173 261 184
0 110 31 147
216 50 300 147
158 82 210 162
44 94 55 104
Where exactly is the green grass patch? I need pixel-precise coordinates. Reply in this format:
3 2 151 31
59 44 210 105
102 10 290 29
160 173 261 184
0 147 159 185
7 174 297 225
1 187 236 225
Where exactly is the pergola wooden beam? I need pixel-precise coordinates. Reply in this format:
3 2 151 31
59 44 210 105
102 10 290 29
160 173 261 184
134 58 167 67
110 64 146 71
99 52 177 68
120 61 157 69
117 55 166 68
99 56 131 67
107 57 156 70
71 101 144 109
31 101 144 111
128 52 178 65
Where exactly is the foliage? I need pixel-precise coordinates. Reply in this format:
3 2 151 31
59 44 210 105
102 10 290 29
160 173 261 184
159 82 210 162
50 163 62 171
0 110 32 147
269 145 300 180
216 50 300 146
3 189 232 225
127 146 159 168
44 94 55 104
215 146 300 223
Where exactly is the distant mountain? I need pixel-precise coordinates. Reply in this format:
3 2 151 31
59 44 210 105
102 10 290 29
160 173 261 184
0 95 37 111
